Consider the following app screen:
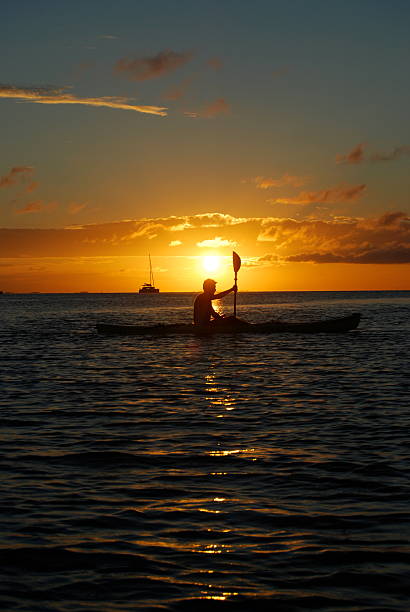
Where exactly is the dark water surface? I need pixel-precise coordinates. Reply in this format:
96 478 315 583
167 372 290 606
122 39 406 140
1 291 409 611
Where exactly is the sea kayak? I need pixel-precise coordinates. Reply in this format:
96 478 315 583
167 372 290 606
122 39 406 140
96 313 361 336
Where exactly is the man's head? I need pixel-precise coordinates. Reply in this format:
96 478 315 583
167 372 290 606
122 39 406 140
203 278 217 294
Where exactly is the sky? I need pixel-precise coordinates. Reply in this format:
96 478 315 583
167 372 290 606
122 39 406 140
1 0 409 292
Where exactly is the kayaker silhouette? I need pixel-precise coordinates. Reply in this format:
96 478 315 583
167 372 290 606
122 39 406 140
194 278 237 328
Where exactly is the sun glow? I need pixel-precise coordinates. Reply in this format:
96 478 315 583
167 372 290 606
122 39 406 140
203 255 220 273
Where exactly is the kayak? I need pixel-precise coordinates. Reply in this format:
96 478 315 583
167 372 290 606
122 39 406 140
96 313 361 336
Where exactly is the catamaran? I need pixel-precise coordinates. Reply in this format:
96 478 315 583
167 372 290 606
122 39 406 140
139 254 159 294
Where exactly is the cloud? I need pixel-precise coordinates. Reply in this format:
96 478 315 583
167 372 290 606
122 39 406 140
16 200 56 214
1 211 408 266
202 98 230 118
257 211 410 264
336 143 410 164
370 146 410 162
336 143 365 164
0 166 33 188
26 181 39 193
99 34 118 40
248 173 309 189
185 98 230 119
272 184 366 205
68 203 86 214
207 57 223 71
0 84 167 116
163 76 194 101
285 246 410 264
114 49 193 81
196 236 237 248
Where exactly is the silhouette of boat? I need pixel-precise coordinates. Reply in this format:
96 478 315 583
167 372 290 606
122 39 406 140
97 313 361 336
139 254 159 294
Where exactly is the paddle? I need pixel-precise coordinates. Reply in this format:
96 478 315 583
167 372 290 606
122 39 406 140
233 251 241 317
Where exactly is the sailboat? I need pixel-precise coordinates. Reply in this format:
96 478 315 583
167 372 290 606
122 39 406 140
139 254 159 293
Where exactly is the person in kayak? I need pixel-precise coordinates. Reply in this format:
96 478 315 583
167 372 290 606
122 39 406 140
194 278 237 328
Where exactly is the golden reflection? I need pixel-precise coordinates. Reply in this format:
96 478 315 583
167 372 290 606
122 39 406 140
208 448 255 456
204 372 236 411
198 508 221 514
200 593 239 600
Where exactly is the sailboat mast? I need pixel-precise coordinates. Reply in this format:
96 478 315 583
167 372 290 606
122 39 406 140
149 254 155 286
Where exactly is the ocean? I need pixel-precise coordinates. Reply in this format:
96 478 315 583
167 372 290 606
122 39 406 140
1 291 409 611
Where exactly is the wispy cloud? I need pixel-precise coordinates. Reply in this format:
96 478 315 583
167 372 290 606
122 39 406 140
0 166 33 188
0 85 167 116
114 49 193 81
169 240 182 247
16 200 56 214
185 98 230 119
68 203 86 214
336 142 410 164
248 173 309 189
162 76 194 101
272 184 366 205
336 143 365 164
370 146 410 162
196 236 237 248
25 181 39 193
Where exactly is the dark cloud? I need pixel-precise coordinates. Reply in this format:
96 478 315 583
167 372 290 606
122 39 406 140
370 146 410 162
336 143 365 164
114 50 193 81
286 245 410 264
258 211 410 264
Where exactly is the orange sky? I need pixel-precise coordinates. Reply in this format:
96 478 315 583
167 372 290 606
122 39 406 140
1 211 409 292
1 2 409 292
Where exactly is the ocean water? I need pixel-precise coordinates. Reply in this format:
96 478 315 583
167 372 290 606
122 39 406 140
1 291 409 611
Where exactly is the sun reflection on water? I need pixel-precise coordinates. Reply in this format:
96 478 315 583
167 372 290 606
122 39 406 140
204 372 236 411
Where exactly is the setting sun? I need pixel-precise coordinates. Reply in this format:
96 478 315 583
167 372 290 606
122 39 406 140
203 255 220 274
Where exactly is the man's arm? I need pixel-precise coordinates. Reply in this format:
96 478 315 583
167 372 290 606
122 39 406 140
212 285 237 300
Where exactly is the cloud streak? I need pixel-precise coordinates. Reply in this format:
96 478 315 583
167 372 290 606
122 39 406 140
185 98 230 119
114 49 193 81
272 184 366 205
196 236 237 248
0 85 167 116
248 173 309 189
370 146 410 162
16 200 56 215
336 142 410 163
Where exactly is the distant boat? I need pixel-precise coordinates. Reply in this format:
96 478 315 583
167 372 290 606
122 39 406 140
139 254 159 294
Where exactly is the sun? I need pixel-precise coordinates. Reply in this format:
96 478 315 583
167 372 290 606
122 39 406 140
203 255 220 273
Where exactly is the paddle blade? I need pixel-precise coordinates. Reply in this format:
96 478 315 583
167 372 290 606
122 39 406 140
233 251 241 273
